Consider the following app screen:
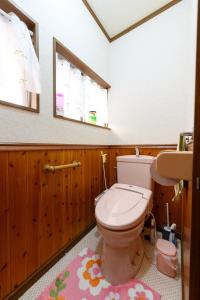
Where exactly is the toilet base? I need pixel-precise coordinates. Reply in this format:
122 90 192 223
98 223 144 285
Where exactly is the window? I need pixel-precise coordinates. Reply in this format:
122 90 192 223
0 0 40 112
54 38 110 128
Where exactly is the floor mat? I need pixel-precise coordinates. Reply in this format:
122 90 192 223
37 248 160 300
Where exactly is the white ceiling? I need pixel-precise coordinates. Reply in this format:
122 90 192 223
86 0 176 39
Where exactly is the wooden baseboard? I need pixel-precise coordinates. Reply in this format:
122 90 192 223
4 222 96 300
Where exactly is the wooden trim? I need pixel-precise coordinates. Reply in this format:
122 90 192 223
0 0 36 31
0 100 39 113
110 0 182 42
189 2 200 299
82 0 182 42
54 114 111 130
54 38 111 89
4 222 96 300
0 143 177 151
0 0 40 113
82 0 111 42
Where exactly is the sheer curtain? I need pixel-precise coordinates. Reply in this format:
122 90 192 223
83 75 108 126
56 54 70 116
68 66 83 120
56 55 108 126
0 13 40 107
56 55 83 120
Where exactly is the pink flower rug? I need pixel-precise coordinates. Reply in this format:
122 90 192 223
37 248 160 300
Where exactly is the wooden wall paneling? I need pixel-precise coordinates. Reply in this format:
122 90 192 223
84 149 94 228
63 150 73 246
0 152 9 214
96 149 104 196
80 149 89 233
72 150 83 238
103 148 110 189
86 149 103 224
78 149 86 235
0 211 10 300
90 150 98 223
79 149 95 233
108 149 118 187
51 150 66 252
96 150 101 194
26 152 41 277
169 191 181 233
153 183 165 228
39 151 60 265
8 151 28 291
0 152 11 300
69 150 79 238
102 148 110 189
0 144 181 300
78 150 85 233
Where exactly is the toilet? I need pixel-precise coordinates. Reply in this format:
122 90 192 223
95 155 154 285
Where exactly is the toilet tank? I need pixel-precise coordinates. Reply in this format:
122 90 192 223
117 155 154 190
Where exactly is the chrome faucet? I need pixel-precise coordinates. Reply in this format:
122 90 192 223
135 146 140 158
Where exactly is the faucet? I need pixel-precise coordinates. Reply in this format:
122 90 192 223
135 146 140 158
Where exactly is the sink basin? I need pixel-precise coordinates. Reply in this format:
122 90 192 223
156 151 193 181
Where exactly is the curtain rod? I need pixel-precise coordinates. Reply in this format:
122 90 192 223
0 8 33 36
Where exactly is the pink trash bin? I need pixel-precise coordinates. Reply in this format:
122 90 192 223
155 239 177 278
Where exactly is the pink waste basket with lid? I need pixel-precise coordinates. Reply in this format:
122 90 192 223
155 239 177 278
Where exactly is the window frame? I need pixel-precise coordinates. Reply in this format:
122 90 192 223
53 37 111 130
0 0 40 113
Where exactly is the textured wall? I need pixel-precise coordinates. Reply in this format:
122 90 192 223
0 0 110 144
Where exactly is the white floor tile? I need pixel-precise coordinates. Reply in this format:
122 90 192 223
19 228 182 300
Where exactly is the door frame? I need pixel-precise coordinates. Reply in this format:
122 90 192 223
190 1 200 299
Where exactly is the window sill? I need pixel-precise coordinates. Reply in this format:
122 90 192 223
54 114 111 130
0 99 39 113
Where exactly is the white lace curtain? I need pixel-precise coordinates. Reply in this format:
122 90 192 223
0 13 40 107
56 54 108 126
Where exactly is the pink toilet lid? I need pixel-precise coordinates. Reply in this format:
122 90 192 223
95 183 151 230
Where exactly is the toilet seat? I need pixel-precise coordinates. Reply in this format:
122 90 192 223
95 183 152 231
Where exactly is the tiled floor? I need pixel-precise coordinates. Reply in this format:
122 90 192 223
20 228 182 300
